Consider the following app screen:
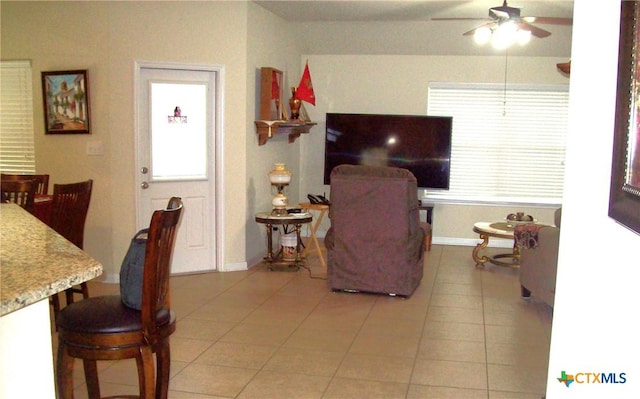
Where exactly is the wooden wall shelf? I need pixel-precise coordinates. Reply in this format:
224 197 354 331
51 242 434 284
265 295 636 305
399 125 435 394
255 67 315 145
255 120 316 145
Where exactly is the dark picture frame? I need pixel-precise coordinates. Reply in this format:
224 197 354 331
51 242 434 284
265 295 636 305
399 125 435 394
609 1 640 235
41 69 91 134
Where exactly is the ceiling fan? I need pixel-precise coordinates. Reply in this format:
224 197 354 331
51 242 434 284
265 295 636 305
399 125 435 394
433 0 572 40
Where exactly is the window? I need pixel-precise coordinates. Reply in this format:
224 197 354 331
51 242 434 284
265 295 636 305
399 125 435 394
427 82 569 205
0 60 35 173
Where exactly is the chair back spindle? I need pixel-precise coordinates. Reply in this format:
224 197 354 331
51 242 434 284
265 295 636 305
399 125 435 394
1 179 37 213
50 180 93 249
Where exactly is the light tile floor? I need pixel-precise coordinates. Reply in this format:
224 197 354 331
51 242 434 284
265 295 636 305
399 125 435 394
51 244 552 399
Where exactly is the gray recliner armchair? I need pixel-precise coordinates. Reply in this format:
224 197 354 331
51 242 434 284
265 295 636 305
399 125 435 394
324 165 427 297
514 208 561 307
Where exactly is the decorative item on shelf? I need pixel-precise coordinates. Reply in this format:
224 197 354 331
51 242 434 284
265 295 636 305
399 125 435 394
259 67 284 121
292 61 316 121
255 63 317 144
289 87 302 120
269 163 292 216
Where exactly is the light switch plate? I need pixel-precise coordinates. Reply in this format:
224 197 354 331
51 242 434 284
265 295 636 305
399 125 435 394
86 140 104 156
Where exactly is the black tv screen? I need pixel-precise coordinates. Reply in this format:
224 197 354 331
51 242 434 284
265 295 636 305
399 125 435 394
324 113 453 189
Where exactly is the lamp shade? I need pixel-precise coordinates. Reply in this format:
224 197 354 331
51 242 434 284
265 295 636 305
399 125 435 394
269 163 291 184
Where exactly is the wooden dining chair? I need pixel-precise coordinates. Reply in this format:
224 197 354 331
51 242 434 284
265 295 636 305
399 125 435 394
56 199 183 399
0 179 37 213
48 180 93 313
1 173 50 195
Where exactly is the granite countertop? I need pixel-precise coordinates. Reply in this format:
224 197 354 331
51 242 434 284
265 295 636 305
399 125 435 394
0 204 103 316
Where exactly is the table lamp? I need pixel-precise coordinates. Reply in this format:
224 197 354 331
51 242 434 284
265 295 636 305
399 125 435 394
269 163 291 215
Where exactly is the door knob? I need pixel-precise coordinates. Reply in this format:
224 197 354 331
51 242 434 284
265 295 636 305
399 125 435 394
141 181 149 189
140 167 148 174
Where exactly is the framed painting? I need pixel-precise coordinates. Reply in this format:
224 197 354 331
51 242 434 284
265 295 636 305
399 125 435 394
609 1 640 235
41 69 91 134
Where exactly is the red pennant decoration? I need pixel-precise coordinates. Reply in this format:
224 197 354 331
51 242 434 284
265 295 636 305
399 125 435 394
295 62 315 106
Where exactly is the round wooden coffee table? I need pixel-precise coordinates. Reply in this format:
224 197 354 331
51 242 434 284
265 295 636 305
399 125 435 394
472 221 520 268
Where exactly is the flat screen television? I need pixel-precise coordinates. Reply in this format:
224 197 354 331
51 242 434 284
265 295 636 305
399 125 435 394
324 113 453 189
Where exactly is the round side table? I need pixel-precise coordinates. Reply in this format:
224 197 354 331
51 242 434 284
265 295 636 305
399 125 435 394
255 211 312 270
472 221 520 268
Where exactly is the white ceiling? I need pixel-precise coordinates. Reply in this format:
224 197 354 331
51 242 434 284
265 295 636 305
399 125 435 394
253 0 574 57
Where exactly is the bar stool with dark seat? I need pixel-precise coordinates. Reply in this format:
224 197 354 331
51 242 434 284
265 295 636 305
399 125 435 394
56 198 183 399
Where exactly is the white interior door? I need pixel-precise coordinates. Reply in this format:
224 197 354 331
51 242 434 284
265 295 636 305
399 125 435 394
136 64 216 274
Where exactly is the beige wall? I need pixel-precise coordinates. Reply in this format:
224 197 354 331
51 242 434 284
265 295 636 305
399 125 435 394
299 55 569 242
1 1 252 278
244 3 304 267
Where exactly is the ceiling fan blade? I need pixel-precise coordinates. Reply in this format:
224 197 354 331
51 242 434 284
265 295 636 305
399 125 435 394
463 23 494 36
522 16 573 25
518 22 551 38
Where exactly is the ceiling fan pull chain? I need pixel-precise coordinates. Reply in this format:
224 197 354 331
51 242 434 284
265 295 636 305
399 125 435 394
503 52 508 116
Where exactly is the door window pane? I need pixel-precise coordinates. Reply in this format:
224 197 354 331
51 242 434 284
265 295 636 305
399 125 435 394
150 82 207 180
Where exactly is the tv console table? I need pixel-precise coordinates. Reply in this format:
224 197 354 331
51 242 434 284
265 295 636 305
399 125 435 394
418 201 434 225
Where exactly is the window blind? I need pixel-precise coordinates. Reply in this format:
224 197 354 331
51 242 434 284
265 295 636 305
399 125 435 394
427 82 569 204
1 60 35 174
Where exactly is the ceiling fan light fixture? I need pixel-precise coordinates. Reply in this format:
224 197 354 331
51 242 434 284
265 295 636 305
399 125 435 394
434 1 571 48
516 29 531 45
491 21 517 49
474 26 492 44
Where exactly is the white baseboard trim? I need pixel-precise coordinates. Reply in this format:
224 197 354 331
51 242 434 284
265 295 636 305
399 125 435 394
220 262 248 272
102 238 511 282
101 262 248 283
100 273 120 284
